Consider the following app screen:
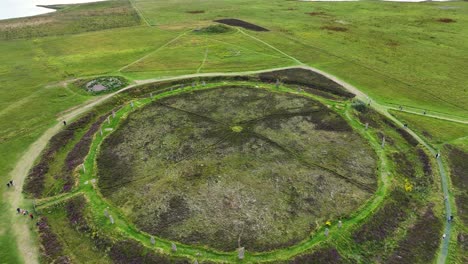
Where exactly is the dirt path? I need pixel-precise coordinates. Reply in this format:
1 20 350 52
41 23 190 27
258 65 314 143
6 61 458 263
387 106 468 125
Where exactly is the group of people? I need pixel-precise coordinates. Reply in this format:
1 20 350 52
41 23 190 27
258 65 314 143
16 207 34 220
6 179 14 188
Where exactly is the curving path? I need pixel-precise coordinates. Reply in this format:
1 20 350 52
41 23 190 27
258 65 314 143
6 63 457 263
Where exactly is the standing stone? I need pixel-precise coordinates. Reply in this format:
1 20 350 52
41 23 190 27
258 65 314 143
112 110 116 118
275 79 280 88
171 243 177 252
338 220 342 228
194 260 198 264
181 84 184 89
104 208 109 218
238 247 245 260
130 101 134 108
192 82 196 88
150 92 153 98
150 236 155 245
324 228 329 237
365 123 369 130
202 81 206 86
109 215 114 224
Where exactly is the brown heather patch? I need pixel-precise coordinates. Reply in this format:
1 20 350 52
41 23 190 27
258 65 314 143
307 12 326 16
322 25 348 32
437 18 456 23
186 10 205 14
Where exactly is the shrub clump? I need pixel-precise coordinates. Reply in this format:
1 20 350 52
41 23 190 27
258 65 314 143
289 248 344 264
258 68 355 99
62 114 109 192
109 240 189 264
195 24 233 34
37 217 69 263
353 190 410 244
387 206 442 263
24 112 95 197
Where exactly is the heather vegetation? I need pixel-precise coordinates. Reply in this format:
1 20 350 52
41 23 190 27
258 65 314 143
0 0 465 263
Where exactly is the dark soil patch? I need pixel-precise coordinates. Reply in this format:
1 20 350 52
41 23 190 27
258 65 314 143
386 40 400 47
214 18 269 31
307 12 326 16
186 10 205 14
437 18 456 23
258 68 355 99
387 205 442 264
353 190 410 244
289 248 344 264
322 26 348 32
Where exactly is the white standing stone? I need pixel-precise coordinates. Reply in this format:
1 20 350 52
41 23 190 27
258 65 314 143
112 110 116 118
365 123 369 130
171 243 177 252
150 236 155 245
338 220 342 228
325 228 329 237
109 215 114 224
238 247 245 260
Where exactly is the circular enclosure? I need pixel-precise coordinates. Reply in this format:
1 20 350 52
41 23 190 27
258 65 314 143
97 86 377 251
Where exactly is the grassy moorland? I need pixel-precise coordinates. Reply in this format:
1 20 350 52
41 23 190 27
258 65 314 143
0 0 466 263
133 0 468 117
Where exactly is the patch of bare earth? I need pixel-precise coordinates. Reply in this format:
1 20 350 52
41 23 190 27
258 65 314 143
322 26 348 32
437 18 456 23
186 10 205 14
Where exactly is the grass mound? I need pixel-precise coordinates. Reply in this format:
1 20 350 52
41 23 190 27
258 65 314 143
195 24 233 34
97 86 377 252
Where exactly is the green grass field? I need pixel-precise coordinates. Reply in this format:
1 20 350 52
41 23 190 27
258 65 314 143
0 0 466 263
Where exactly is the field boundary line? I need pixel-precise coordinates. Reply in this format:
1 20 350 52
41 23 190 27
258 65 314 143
196 48 208 74
238 29 304 65
129 0 151 27
118 30 189 72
